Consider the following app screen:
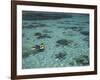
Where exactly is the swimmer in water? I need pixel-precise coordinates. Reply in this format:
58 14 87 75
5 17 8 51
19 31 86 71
31 43 45 52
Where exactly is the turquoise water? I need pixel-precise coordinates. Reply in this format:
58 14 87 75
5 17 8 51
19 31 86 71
22 11 89 69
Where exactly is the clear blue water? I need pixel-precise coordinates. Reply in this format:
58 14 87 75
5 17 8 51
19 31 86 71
22 11 89 69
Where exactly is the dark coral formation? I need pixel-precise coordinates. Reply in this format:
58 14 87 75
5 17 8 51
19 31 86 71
83 37 89 47
69 55 89 66
71 42 80 48
57 26 71 30
34 32 42 36
80 31 89 36
83 37 89 42
83 21 89 24
56 39 73 46
55 52 67 61
23 23 47 29
22 47 45 58
22 11 72 20
23 24 35 29
86 21 89 24
42 29 53 33
22 33 25 37
26 37 30 40
71 27 82 31
22 51 30 58
55 44 60 47
73 55 89 66
34 32 51 39
58 26 83 32
22 22 28 25
63 31 76 36
37 34 51 39
69 62 74 66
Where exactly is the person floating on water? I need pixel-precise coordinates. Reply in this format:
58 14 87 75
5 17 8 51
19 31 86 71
31 43 45 52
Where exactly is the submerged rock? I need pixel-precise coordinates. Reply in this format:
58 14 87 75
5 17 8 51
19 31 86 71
34 32 42 36
22 33 25 37
42 29 53 33
80 31 89 36
22 22 28 25
83 37 89 42
71 27 82 31
37 34 51 39
22 51 29 58
83 37 89 47
70 42 80 48
63 29 77 36
34 32 51 39
85 21 89 24
23 24 36 29
26 37 30 40
55 44 60 47
69 62 75 66
55 52 67 61
73 55 89 66
56 39 73 46
23 23 47 29
57 26 71 30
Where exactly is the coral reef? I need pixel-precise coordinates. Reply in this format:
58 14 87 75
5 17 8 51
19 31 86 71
22 11 89 68
55 52 67 61
42 29 53 33
70 42 80 48
22 11 73 20
34 32 51 39
73 55 89 66
23 24 35 29
34 32 42 36
23 23 47 29
83 37 89 42
37 34 51 39
83 37 89 47
22 51 30 58
57 26 71 30
69 62 75 66
71 27 82 31
56 39 73 46
80 31 89 36
22 33 25 37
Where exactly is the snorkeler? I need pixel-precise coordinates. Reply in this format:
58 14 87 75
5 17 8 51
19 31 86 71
31 43 45 52
40 43 45 49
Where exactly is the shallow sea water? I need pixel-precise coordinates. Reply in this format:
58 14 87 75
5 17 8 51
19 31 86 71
22 11 89 69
